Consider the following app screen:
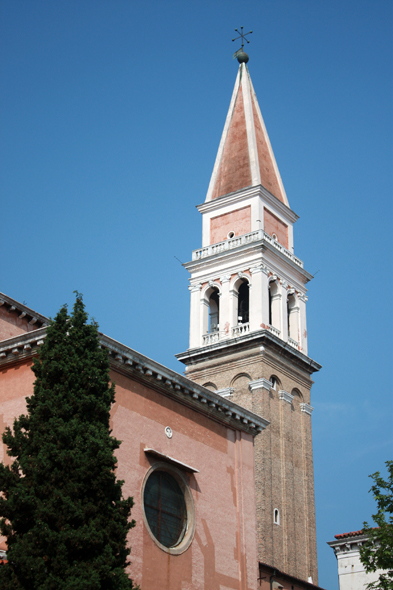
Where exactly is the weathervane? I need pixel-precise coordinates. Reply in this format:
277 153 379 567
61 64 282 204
232 26 253 63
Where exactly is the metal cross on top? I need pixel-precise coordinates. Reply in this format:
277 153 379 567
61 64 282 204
232 26 253 51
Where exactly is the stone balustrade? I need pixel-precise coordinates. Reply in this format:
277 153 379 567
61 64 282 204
201 323 302 348
288 337 299 349
192 229 303 268
202 332 221 345
232 323 250 337
268 325 281 337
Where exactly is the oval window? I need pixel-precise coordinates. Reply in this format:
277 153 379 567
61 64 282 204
143 470 187 548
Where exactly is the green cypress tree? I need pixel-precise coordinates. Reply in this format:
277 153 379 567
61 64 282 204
0 294 137 590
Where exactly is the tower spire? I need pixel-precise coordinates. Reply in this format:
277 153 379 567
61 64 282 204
206 62 288 206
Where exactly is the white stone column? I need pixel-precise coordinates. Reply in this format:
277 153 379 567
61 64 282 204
200 297 209 346
219 274 231 338
298 293 308 355
289 305 300 343
189 283 202 349
280 281 289 342
249 266 262 332
229 285 239 330
261 265 270 328
269 277 282 336
288 290 300 345
250 265 269 331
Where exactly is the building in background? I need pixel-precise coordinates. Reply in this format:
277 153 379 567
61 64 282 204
328 530 384 590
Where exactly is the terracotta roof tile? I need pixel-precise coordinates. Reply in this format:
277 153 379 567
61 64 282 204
335 527 377 539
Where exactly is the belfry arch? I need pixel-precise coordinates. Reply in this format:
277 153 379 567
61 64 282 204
238 282 249 325
208 289 220 333
201 283 221 342
230 275 250 334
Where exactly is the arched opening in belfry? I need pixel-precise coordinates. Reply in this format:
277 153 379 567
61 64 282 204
209 290 220 333
237 281 249 324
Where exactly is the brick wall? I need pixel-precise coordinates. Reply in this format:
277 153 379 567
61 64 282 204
185 342 318 585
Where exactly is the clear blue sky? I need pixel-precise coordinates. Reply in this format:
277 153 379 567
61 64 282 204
1 2 392 588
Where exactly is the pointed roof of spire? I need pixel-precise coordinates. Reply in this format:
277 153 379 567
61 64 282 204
206 63 288 206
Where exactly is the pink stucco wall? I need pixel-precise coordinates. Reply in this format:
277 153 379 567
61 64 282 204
0 359 259 589
264 208 288 249
210 205 251 245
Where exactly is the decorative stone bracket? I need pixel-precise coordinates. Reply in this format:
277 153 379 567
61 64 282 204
300 403 314 415
249 378 272 392
279 390 294 404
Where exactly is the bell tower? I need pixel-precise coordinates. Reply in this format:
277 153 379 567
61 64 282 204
177 54 321 584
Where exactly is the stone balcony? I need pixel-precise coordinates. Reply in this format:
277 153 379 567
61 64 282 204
202 323 250 346
192 229 303 268
202 323 300 350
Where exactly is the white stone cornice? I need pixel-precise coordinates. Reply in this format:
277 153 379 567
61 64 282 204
327 532 370 556
300 403 314 415
279 390 294 404
0 292 48 327
216 387 234 398
249 378 272 392
298 293 308 302
199 184 299 224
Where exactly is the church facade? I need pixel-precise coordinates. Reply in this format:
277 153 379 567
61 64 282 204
0 294 268 589
0 55 322 590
